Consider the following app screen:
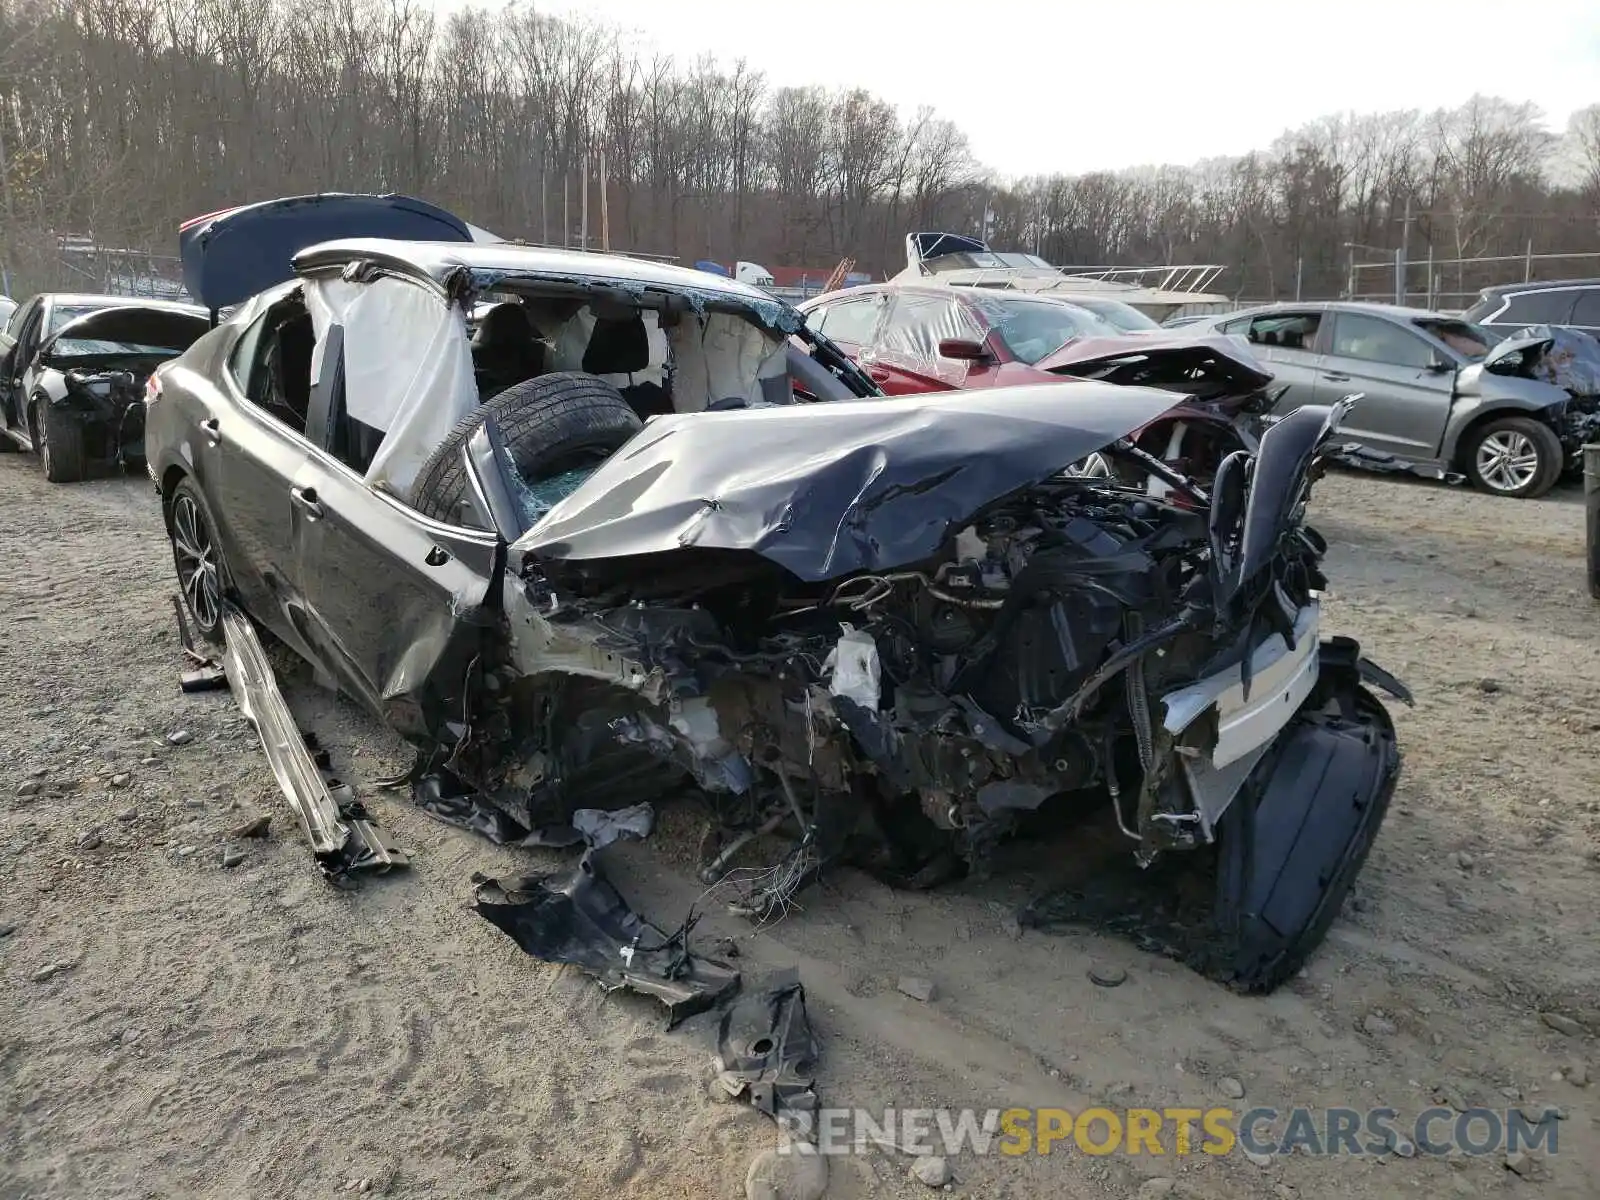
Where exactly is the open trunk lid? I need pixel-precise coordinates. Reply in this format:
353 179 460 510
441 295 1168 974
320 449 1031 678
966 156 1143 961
178 193 477 312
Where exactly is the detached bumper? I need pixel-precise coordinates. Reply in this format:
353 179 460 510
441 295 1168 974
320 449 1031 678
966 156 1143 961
1213 638 1402 989
1160 603 1322 834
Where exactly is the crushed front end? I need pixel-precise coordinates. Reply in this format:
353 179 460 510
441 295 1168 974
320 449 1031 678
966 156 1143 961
45 366 150 462
436 389 1405 989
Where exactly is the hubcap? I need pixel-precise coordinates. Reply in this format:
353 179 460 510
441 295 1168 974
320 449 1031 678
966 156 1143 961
34 408 49 473
1062 452 1112 479
1476 430 1540 493
172 494 221 631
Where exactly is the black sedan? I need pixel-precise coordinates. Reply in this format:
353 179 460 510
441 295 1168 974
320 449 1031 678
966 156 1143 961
145 193 1406 992
1 292 208 481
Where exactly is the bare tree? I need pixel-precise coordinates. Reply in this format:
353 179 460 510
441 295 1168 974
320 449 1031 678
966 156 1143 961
0 0 1594 303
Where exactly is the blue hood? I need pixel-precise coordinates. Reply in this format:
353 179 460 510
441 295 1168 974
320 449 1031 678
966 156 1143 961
178 193 475 311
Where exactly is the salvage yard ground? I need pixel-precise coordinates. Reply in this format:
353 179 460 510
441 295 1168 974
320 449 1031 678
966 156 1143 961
1 454 1598 1199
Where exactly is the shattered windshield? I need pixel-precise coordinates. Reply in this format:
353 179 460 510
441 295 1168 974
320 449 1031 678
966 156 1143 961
44 304 195 358
985 298 1123 363
512 464 598 527
50 338 189 358
47 304 102 334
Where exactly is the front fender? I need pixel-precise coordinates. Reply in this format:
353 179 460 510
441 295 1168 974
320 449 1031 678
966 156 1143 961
1440 368 1568 462
37 367 70 404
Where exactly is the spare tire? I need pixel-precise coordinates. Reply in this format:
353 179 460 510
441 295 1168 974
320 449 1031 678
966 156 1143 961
410 372 642 525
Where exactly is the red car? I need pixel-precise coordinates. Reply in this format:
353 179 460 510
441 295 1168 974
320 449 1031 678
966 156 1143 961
798 282 1278 481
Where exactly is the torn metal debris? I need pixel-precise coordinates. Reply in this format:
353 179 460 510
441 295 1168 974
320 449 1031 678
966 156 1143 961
216 603 408 880
714 969 820 1123
472 850 739 1028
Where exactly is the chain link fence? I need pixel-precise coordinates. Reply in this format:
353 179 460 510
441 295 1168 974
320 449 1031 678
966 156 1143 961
1 235 188 303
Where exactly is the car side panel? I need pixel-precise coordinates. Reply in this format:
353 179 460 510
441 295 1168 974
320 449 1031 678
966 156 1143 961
291 459 499 737
3 299 45 443
155 349 321 659
1217 311 1324 415
1313 314 1452 458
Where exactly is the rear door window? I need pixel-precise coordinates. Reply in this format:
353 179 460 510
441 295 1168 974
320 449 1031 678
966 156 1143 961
1497 290 1579 327
1240 311 1322 354
227 312 269 393
809 296 880 347
1570 288 1600 329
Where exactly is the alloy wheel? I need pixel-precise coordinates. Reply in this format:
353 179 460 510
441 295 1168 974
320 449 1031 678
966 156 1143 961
34 406 50 476
1474 430 1540 493
1062 452 1112 479
172 493 221 633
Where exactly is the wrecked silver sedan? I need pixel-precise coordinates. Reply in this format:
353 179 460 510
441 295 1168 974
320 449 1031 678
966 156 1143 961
148 195 1405 995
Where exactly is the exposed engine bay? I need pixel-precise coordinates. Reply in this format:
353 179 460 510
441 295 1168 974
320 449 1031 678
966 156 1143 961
48 365 150 459
397 393 1406 993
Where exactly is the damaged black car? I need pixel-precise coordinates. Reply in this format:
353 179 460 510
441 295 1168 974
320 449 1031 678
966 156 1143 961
1 294 209 481
147 195 1407 994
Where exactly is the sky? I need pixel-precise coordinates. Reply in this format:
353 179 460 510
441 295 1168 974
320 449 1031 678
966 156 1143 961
441 0 1600 179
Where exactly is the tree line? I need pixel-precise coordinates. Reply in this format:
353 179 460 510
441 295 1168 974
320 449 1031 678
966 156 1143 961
1 0 1598 303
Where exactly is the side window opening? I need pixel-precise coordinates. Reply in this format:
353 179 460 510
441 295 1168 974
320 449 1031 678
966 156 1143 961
1330 314 1432 369
811 297 879 347
239 296 313 435
1570 289 1600 329
1502 290 1579 327
1245 312 1321 352
874 292 945 367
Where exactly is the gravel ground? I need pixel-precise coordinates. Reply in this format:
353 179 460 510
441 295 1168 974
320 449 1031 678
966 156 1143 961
1 452 1597 1199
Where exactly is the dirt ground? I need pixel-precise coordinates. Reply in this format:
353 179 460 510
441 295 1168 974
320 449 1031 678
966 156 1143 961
2 451 1598 1200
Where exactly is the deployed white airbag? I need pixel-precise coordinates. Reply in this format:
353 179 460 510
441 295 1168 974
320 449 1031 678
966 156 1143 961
305 275 477 499
669 312 787 412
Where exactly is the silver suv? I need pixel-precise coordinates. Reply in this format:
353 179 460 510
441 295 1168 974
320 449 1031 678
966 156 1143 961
1464 280 1600 337
1192 302 1588 498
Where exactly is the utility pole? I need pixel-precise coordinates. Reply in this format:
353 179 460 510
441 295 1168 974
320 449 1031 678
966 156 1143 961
580 150 589 251
1396 195 1412 305
599 147 610 252
539 149 549 245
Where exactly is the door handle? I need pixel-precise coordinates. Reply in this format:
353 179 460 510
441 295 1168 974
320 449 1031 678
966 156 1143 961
290 486 324 520
1322 372 1350 382
199 418 220 444
867 366 891 382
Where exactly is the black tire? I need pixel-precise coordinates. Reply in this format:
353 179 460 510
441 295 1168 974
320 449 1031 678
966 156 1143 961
410 372 642 525
167 477 228 646
1461 415 1562 499
36 398 87 483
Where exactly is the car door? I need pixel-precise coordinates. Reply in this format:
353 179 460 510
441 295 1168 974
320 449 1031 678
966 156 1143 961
803 290 885 363
199 300 329 650
1313 311 1453 457
287 329 500 733
1219 310 1326 415
0 297 41 440
862 290 964 395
